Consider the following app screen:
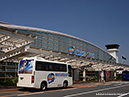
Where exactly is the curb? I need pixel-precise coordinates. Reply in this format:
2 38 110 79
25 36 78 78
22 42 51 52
0 88 20 93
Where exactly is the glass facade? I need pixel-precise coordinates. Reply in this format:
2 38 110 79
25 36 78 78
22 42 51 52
16 29 116 62
0 62 18 78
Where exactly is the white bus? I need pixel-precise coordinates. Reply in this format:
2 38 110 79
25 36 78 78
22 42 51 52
17 57 73 90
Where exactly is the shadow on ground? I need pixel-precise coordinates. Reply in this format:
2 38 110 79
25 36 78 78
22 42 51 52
18 87 74 92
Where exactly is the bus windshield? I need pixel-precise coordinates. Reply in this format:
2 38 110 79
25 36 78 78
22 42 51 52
19 59 34 74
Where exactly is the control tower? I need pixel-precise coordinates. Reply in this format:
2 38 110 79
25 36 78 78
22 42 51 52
105 44 120 63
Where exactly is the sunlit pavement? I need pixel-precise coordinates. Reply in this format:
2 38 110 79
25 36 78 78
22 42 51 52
1 81 129 97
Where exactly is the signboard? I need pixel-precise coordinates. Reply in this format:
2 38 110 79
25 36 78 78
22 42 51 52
68 46 95 58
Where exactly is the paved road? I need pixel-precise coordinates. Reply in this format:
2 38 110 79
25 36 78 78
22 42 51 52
1 81 129 97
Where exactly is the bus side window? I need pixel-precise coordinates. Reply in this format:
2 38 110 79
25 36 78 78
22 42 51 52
49 65 53 71
68 65 72 77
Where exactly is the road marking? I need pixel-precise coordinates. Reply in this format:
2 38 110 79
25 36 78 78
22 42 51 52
17 88 76 96
108 81 129 84
18 92 44 96
61 88 77 91
64 84 129 97
117 92 129 97
113 83 123 86
17 87 76 96
117 83 123 85
0 91 23 97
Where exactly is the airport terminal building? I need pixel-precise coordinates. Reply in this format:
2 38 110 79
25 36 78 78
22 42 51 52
0 22 129 82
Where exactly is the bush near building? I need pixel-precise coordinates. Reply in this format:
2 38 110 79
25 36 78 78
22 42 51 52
0 78 17 86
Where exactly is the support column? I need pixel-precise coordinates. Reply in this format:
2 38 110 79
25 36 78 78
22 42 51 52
99 71 101 82
73 69 79 81
114 71 116 80
83 69 86 81
101 71 105 82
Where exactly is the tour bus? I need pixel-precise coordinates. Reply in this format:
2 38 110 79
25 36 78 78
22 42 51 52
17 57 73 90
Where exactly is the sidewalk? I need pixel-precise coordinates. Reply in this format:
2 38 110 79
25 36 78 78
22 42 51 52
0 86 20 93
72 81 111 88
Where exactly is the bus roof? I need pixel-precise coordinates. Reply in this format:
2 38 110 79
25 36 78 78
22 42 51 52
22 57 68 65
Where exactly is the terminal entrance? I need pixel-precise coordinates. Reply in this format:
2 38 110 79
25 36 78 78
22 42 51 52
79 70 100 82
73 68 116 82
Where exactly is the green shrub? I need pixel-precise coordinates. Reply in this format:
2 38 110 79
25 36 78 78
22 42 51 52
0 78 17 86
3 78 13 86
12 78 17 85
90 77 96 80
116 76 122 80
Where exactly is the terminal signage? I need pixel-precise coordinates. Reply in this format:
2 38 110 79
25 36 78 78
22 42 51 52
68 46 95 58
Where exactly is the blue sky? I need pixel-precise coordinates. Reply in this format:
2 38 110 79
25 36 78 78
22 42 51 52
0 0 129 64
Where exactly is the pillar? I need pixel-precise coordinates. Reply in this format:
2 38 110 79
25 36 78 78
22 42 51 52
73 69 79 81
101 71 105 82
99 71 101 82
83 69 86 81
114 71 116 80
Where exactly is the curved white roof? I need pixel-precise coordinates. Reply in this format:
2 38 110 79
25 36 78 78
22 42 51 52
0 22 111 57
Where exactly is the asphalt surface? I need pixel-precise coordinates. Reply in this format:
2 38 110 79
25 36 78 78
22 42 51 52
1 81 129 97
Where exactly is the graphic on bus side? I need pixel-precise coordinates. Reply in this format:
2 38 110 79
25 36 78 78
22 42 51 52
19 59 34 74
48 73 55 84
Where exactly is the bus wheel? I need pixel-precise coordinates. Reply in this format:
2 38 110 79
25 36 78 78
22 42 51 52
41 82 47 91
63 81 68 88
